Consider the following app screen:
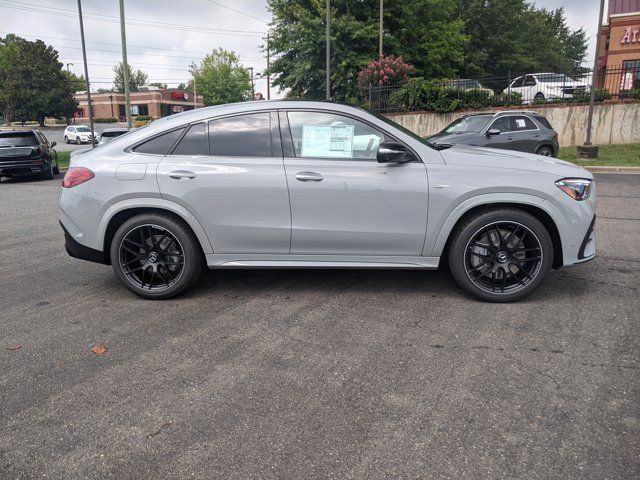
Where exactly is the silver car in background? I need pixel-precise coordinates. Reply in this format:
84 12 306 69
59 101 596 302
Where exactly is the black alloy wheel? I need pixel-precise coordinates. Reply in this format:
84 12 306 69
40 161 54 180
110 214 204 299
448 208 553 302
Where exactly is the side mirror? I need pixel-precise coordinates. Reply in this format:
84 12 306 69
486 128 501 136
50 141 57 147
377 141 415 163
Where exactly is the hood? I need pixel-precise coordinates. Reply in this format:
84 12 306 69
439 144 592 178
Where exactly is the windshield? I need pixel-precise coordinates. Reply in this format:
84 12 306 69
442 116 491 134
536 74 576 83
365 108 442 149
76 126 91 132
0 132 38 146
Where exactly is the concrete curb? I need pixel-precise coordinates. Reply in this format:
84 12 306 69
582 166 640 174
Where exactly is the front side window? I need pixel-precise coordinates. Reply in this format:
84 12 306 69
76 126 91 133
524 76 537 87
133 127 185 155
511 77 524 88
489 117 511 133
172 123 208 156
287 111 385 160
209 113 272 157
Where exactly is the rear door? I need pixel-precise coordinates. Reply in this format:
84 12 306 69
507 115 540 153
280 109 428 256
156 112 291 254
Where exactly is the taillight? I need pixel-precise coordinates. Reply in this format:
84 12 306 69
62 167 95 188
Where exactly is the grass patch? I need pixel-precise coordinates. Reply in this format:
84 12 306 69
57 151 70 170
558 143 640 167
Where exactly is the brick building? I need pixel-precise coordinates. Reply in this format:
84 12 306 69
74 88 204 121
597 0 640 93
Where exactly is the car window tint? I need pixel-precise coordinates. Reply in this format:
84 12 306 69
0 132 38 146
511 77 523 88
490 117 511 132
524 76 536 86
209 113 272 157
510 116 537 131
287 111 385 160
172 123 208 155
133 128 185 155
534 115 553 130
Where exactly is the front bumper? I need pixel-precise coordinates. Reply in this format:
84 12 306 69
576 215 596 262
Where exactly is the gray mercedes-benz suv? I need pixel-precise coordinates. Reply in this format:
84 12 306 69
426 111 560 157
59 101 595 302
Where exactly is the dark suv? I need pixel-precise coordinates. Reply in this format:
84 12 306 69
425 111 559 157
0 129 59 180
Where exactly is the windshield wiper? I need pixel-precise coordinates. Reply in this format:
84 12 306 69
425 140 453 151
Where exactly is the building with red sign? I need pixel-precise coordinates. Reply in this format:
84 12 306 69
74 87 204 121
597 0 640 93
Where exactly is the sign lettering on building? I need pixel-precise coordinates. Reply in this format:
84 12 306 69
621 27 640 44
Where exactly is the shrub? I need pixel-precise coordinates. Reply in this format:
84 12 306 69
623 88 640 100
93 117 118 123
358 55 415 89
134 115 152 121
571 88 612 103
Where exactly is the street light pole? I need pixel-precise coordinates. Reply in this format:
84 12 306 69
379 0 383 58
66 62 73 73
119 0 132 129
580 0 606 159
265 35 271 100
76 0 95 148
325 0 330 100
248 67 255 99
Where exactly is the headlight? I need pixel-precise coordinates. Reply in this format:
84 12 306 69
555 178 592 201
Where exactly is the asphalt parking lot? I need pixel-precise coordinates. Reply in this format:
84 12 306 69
41 123 121 152
1 173 639 479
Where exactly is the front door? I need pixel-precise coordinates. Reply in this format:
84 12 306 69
281 110 428 256
156 112 291 254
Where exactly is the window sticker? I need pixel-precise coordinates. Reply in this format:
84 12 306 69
515 118 526 129
301 124 354 158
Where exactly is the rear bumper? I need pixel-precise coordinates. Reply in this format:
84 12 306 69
60 221 107 264
0 159 47 176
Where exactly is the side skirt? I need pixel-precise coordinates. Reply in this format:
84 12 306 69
205 254 441 270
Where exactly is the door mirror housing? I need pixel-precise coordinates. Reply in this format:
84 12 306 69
486 128 501 136
50 141 57 147
377 141 415 163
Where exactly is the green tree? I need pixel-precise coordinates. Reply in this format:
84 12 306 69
266 0 467 102
0 34 23 123
63 70 86 92
1 38 77 125
113 62 149 93
189 48 251 105
456 0 588 78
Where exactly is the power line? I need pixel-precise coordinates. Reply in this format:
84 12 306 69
204 0 269 24
0 0 266 36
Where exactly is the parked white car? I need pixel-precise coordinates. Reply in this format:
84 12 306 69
504 73 590 104
64 125 97 144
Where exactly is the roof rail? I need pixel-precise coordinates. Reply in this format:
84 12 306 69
492 110 540 116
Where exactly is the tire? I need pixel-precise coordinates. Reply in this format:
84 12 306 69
40 161 54 180
52 162 60 175
448 208 554 302
110 213 204 299
75 137 81 145
64 136 69 144
534 92 545 101
536 145 554 157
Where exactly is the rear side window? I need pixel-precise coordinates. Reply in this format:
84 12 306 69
172 123 208 156
209 113 272 157
0 132 38 147
133 128 185 155
534 115 553 130
510 116 537 131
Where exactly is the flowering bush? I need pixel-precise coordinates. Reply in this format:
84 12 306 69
357 55 415 89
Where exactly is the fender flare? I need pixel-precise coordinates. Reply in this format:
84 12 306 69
97 197 214 254
427 192 565 258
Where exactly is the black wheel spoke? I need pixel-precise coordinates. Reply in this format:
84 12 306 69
468 250 491 260
468 260 491 273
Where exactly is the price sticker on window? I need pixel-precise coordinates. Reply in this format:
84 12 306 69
301 124 354 158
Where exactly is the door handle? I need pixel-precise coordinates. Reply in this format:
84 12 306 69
295 171 323 182
169 170 196 180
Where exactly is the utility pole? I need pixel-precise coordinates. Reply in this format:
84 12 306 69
66 62 73 73
265 35 271 100
248 67 255 99
193 77 197 109
76 0 95 148
578 0 605 159
119 0 132 129
325 0 330 100
379 0 383 58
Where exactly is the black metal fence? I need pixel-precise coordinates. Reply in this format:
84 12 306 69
368 66 640 114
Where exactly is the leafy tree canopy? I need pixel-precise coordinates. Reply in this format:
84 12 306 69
189 48 251 106
113 62 149 93
1 36 77 125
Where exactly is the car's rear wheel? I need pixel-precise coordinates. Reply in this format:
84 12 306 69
40 161 54 180
448 208 553 302
536 145 554 157
534 92 545 101
110 213 204 299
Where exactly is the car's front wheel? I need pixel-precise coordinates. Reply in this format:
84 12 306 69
75 137 81 145
64 136 69 144
110 213 204 299
448 208 553 302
